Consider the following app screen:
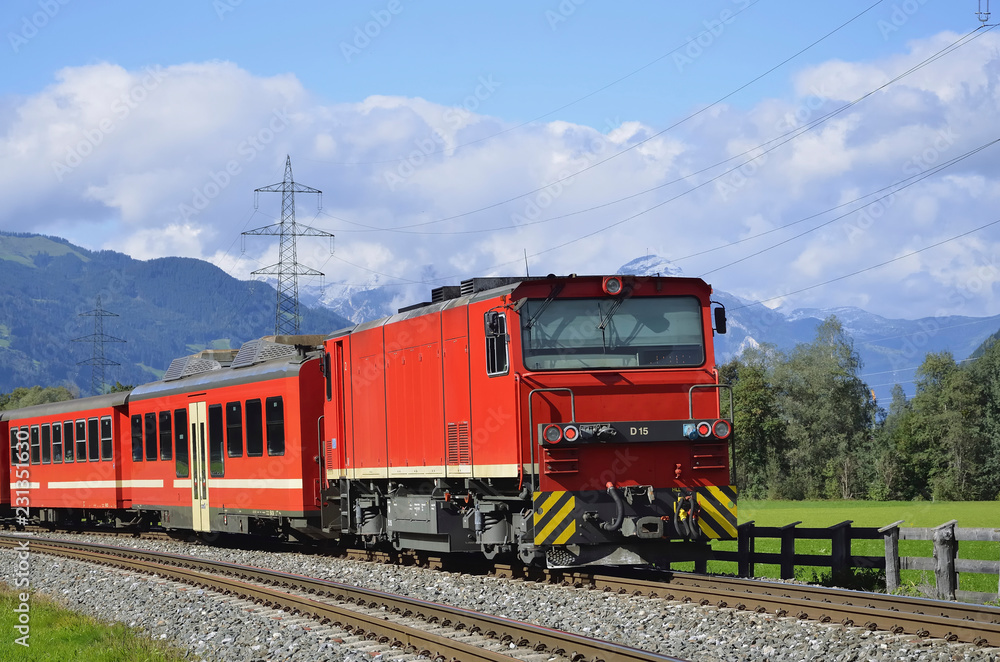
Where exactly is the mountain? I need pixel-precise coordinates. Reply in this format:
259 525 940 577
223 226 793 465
0 232 350 395
314 272 402 326
4 235 994 405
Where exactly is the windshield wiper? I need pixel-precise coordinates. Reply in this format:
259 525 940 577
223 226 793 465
598 297 625 331
597 298 626 352
524 283 564 329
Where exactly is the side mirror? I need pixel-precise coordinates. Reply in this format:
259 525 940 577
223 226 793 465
714 306 727 335
485 311 501 336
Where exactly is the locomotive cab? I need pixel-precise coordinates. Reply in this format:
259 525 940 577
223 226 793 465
510 275 737 566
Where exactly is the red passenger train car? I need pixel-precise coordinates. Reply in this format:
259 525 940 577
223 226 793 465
318 274 737 566
124 338 326 538
4 392 130 526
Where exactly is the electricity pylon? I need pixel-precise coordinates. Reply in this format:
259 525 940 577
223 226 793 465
72 296 126 396
243 155 334 335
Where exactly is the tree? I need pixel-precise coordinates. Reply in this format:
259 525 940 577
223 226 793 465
905 352 986 500
720 345 788 499
772 316 875 499
970 336 1000 500
0 385 75 410
868 385 915 500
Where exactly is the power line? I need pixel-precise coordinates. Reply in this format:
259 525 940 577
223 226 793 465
305 1 767 167
312 23 991 294
358 0 890 234
728 217 1000 311
699 138 1000 277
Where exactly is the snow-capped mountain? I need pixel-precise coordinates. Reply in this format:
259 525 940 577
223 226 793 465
616 255 684 278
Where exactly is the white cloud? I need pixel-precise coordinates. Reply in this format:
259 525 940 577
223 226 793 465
2 31 1000 321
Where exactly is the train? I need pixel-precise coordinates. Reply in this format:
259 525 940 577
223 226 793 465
3 273 737 568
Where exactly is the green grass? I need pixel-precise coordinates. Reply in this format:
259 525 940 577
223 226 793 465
0 586 187 661
694 500 1000 597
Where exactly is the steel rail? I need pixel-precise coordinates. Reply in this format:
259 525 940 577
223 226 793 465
0 535 690 662
496 565 1000 648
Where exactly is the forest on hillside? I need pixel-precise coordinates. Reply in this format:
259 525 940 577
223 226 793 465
721 317 1000 502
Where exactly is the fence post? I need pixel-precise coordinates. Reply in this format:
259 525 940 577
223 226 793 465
878 520 904 594
830 520 853 580
932 519 958 601
779 521 801 580
738 520 755 578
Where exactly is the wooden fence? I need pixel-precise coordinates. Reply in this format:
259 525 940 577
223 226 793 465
709 520 1000 604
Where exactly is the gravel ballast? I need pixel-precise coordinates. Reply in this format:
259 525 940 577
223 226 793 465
3 532 1000 662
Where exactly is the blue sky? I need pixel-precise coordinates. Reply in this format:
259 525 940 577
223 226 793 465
2 1 1000 361
5 2 981 125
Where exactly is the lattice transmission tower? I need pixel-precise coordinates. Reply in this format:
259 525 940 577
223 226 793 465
243 155 334 335
72 296 126 396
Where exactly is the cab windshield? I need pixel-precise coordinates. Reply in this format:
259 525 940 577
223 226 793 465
520 296 705 370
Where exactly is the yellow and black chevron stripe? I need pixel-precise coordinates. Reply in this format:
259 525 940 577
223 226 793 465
696 485 738 539
532 491 578 545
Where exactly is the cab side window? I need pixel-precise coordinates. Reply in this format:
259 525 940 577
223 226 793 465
485 311 509 376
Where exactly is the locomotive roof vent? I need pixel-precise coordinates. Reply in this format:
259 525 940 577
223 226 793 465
459 277 526 297
230 337 298 369
399 277 541 313
162 356 224 382
431 285 461 302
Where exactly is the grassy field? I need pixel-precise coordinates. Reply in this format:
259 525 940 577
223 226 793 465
0 586 187 662
699 500 1000 597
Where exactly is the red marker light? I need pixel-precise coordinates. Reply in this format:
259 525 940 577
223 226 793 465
563 425 579 441
696 421 712 438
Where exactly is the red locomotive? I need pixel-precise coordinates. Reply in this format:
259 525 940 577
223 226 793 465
4 273 736 568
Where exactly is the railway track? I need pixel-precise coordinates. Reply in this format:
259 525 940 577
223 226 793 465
0 534 690 662
14 524 178 541
13 530 1000 652
494 564 1000 648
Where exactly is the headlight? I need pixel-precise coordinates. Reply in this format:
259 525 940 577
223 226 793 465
602 276 623 295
